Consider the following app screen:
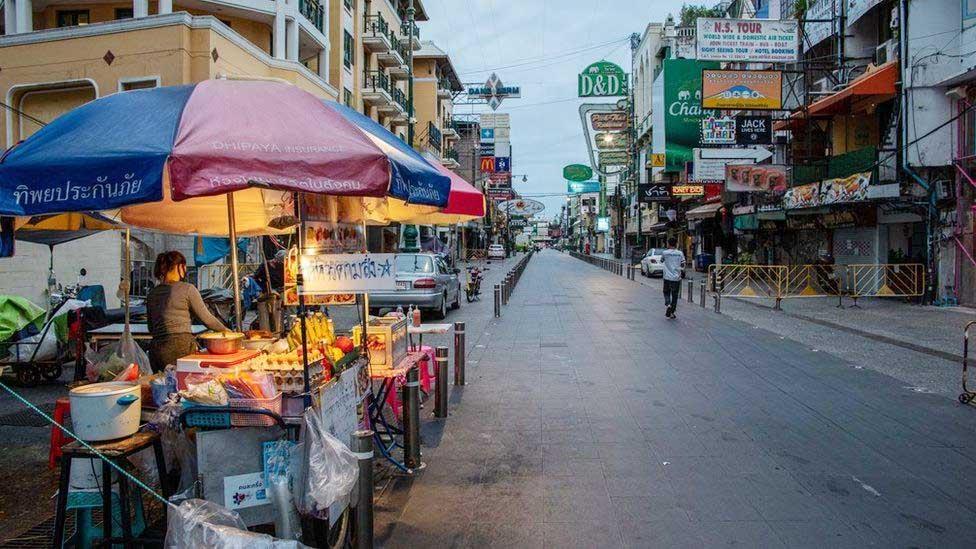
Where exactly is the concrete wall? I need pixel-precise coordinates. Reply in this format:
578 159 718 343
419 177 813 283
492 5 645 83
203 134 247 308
0 231 122 309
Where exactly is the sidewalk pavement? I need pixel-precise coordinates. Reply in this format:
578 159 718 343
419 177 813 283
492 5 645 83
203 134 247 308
375 249 976 548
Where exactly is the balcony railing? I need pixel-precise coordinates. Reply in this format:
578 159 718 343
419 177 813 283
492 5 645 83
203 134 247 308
792 146 881 186
444 148 459 163
363 70 391 94
364 13 389 38
392 87 408 112
401 22 419 40
299 0 325 33
428 121 442 152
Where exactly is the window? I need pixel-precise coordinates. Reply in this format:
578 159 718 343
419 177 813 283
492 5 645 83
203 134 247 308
56 10 89 27
120 78 159 91
343 31 354 69
114 8 133 19
343 88 353 107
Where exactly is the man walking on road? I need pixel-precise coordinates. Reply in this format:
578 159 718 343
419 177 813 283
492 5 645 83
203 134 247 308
661 237 685 319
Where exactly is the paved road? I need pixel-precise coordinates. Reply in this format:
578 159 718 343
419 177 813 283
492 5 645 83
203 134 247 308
376 250 976 548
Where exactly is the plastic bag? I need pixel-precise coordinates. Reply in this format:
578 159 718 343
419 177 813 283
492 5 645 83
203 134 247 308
297 409 358 515
151 399 198 498
166 499 309 548
85 330 151 382
181 374 228 405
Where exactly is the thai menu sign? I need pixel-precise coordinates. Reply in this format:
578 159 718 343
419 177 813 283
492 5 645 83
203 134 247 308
696 18 799 62
299 253 396 294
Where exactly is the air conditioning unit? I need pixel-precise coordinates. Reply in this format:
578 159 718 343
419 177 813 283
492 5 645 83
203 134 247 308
875 39 898 65
934 179 953 201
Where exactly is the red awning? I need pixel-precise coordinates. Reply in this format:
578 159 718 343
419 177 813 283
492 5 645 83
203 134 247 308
774 62 898 131
430 159 486 218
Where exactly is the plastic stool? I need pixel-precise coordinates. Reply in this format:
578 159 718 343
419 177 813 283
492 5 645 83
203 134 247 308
416 346 436 394
49 397 72 469
63 489 146 549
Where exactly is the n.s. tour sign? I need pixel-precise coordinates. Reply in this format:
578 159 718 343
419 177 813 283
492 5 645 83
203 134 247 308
696 18 798 63
578 61 629 97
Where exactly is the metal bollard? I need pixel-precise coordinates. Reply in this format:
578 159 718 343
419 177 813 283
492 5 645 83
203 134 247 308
351 430 374 549
401 366 423 471
699 280 706 308
454 321 465 386
434 346 449 418
713 292 722 314
502 280 509 305
688 280 694 303
493 284 501 317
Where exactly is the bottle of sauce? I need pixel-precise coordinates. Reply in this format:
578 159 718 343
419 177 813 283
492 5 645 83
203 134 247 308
411 305 421 327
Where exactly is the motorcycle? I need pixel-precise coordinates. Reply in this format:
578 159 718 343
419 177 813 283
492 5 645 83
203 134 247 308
465 266 485 302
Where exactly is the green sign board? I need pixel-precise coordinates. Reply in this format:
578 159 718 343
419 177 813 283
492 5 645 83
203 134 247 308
567 180 601 194
655 58 719 173
595 131 629 150
578 61 629 97
598 150 629 166
562 164 593 182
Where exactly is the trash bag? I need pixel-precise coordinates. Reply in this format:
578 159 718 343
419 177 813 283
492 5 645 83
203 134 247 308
297 409 358 516
166 499 309 549
85 330 151 382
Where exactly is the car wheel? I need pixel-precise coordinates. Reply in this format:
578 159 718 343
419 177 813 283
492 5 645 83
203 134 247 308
434 293 448 319
451 285 461 309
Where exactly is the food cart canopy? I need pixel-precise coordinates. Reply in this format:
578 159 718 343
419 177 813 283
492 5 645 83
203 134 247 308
0 80 450 220
14 212 121 246
373 158 485 225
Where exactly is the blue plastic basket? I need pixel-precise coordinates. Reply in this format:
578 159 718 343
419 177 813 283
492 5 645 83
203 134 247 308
181 401 231 428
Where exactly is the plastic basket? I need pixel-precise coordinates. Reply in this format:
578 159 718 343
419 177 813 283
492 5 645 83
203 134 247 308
229 394 282 427
181 401 232 428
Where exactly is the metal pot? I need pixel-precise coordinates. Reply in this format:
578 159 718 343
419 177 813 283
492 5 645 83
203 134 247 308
68 382 141 441
199 332 245 354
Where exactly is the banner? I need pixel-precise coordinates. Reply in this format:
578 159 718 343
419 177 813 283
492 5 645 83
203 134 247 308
696 18 798 62
725 164 788 193
820 172 871 204
637 183 671 203
568 180 601 194
783 182 820 209
804 0 837 49
655 59 720 173
299 253 397 294
702 70 783 110
736 115 772 145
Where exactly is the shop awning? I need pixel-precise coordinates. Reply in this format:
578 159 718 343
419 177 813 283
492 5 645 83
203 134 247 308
685 202 723 220
734 214 759 231
807 62 898 117
647 222 669 233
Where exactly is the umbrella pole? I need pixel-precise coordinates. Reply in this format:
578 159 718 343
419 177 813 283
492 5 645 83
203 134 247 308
124 228 131 332
295 193 312 408
226 194 243 331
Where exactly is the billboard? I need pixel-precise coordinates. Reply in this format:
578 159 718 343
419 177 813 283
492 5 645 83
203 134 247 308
702 70 783 110
563 164 593 182
672 185 705 197
590 111 629 131
468 73 520 110
725 164 789 193
596 217 611 232
479 156 496 173
498 198 545 216
696 18 798 63
654 59 720 173
599 150 629 166
595 131 628 150
701 115 737 145
804 0 838 49
568 180 601 194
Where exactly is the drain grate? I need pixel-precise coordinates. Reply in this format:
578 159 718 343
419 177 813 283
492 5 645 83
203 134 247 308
1 513 76 548
0 403 58 428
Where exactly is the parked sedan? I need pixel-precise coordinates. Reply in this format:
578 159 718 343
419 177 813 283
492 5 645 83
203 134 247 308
367 254 462 318
640 248 685 278
488 244 506 260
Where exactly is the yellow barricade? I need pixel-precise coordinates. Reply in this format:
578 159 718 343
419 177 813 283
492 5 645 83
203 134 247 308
782 264 846 298
708 264 786 299
849 264 925 299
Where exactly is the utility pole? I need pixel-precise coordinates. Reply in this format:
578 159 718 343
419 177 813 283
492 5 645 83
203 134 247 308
630 32 642 258
406 0 415 148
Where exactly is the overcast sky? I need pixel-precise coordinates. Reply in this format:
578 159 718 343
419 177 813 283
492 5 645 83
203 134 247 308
421 0 676 220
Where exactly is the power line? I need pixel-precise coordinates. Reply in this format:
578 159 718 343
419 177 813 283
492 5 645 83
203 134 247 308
457 35 630 75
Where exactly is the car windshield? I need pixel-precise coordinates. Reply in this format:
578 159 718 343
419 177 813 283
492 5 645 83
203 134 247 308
396 255 434 274
490 245 503 250
647 249 661 257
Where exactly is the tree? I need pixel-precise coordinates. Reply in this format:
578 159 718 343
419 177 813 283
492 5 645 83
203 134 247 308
679 4 721 25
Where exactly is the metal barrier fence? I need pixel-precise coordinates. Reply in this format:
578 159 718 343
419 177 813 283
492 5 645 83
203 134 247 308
197 262 261 291
569 252 633 279
707 263 925 309
495 251 534 317
465 248 487 261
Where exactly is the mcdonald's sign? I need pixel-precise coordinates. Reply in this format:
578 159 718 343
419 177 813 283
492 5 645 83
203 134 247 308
480 156 496 173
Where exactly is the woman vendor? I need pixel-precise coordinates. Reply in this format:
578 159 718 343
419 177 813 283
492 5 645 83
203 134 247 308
147 251 229 372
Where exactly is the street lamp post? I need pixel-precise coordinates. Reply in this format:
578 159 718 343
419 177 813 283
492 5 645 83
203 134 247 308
406 0 415 148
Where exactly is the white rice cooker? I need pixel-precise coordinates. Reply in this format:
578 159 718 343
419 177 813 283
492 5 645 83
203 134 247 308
69 382 141 441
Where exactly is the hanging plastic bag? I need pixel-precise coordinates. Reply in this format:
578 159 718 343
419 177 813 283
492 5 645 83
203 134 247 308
85 330 151 382
151 399 198 499
165 498 309 548
297 409 358 516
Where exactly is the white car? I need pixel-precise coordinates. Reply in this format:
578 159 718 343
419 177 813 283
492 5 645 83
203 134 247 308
640 248 684 278
488 244 506 260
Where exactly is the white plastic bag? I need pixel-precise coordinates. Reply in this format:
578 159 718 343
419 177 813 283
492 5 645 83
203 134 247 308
165 499 309 548
297 409 358 516
85 330 152 381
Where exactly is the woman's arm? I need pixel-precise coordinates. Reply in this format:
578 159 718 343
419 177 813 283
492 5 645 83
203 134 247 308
185 284 230 332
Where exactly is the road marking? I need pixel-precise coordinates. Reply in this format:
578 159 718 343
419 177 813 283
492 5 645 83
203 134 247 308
851 476 881 497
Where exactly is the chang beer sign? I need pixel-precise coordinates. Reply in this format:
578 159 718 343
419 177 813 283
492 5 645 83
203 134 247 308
663 58 719 172
579 61 629 97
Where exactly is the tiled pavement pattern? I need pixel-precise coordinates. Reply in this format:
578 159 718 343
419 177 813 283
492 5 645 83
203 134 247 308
375 250 976 548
